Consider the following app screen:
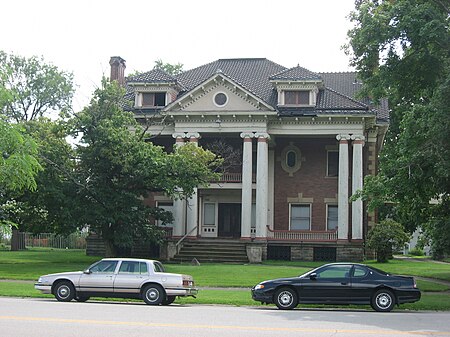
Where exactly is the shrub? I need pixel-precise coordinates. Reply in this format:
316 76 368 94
367 219 410 263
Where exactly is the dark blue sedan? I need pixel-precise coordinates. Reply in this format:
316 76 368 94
251 263 421 312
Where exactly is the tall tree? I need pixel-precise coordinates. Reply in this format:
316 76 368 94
0 118 42 231
70 79 220 256
8 119 78 235
346 0 450 256
0 50 74 122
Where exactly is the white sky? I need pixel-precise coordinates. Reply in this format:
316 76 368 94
0 0 356 111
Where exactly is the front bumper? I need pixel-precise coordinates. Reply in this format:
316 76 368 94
251 289 273 303
34 283 52 294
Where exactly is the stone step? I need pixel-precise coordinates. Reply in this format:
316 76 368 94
174 239 249 263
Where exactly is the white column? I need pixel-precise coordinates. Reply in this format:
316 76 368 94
186 132 200 238
336 134 351 241
255 133 269 239
351 135 365 240
240 132 254 239
172 133 186 237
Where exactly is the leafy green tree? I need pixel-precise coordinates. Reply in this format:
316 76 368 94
366 219 410 263
0 118 42 230
346 0 450 255
70 79 220 256
8 119 78 235
153 59 184 75
0 50 74 122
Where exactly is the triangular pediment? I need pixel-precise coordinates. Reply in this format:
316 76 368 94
163 72 275 115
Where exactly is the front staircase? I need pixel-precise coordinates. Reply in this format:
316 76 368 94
172 239 249 263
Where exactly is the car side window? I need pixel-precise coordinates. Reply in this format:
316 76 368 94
316 265 352 279
153 262 165 273
90 261 118 273
119 261 140 274
140 262 148 274
353 265 369 278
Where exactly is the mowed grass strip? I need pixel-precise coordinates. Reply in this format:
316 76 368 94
1 248 449 287
1 281 449 311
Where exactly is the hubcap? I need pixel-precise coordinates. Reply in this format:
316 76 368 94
58 286 70 299
146 288 159 302
376 293 391 308
278 291 293 307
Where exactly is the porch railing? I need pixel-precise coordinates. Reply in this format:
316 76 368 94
266 226 337 242
212 172 256 183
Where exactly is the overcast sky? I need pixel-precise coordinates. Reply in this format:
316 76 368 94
1 0 356 111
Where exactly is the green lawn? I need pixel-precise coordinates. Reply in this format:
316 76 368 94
0 248 449 310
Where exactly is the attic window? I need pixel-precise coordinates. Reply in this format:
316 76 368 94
142 92 166 107
213 92 228 107
285 91 310 105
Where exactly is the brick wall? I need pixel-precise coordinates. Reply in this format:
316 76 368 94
273 137 338 231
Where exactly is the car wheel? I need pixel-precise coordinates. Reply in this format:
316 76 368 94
162 295 176 306
371 289 395 312
75 296 90 302
274 287 298 310
54 281 75 302
142 284 164 305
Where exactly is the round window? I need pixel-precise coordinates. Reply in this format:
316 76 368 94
214 92 228 107
286 151 297 168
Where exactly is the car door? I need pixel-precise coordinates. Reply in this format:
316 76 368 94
299 264 353 303
350 265 377 302
113 261 148 294
78 260 118 294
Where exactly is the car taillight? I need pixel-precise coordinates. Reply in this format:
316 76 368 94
413 278 417 288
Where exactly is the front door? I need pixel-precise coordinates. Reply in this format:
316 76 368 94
218 203 241 238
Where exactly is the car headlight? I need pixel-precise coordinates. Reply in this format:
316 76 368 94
254 284 265 290
38 277 43 283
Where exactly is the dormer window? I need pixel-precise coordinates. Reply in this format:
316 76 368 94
142 92 166 107
284 91 310 105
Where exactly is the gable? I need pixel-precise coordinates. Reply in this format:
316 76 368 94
164 73 275 115
171 83 267 113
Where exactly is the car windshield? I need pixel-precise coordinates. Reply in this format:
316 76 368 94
298 266 321 278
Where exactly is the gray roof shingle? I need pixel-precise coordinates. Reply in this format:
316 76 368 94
125 59 388 121
270 65 322 81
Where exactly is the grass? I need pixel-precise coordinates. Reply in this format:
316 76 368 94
1 247 450 310
1 281 449 311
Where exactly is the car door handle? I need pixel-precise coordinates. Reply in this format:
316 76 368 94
341 282 348 285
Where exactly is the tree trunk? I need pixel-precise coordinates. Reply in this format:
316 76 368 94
10 228 25 251
104 239 117 257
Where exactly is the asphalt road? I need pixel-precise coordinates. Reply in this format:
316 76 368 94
1 297 450 337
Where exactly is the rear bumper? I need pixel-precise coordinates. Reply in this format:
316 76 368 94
165 287 198 297
397 289 421 304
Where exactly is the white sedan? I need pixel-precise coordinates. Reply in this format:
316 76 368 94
35 258 198 305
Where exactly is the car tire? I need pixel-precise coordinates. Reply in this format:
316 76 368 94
274 287 298 310
162 295 176 306
54 281 75 302
371 289 395 312
75 296 90 302
142 284 165 305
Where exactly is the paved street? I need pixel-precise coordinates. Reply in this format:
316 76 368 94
0 297 449 337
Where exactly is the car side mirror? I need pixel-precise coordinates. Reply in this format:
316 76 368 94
83 269 92 274
309 273 317 280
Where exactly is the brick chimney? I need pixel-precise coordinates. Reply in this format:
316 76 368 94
109 56 126 86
